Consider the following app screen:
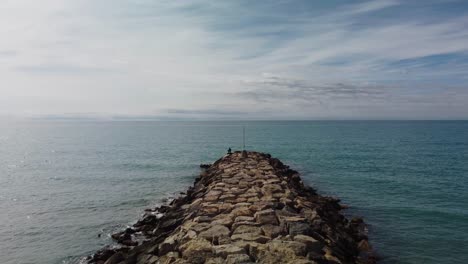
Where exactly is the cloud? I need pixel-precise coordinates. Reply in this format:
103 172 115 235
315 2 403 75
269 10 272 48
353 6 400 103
0 0 468 119
15 64 119 74
235 76 386 104
166 109 247 116
0 50 18 57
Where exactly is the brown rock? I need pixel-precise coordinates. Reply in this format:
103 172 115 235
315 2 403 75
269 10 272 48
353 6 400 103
267 240 307 258
179 238 213 263
205 194 220 202
261 184 283 196
261 224 283 238
287 222 311 236
194 216 212 223
232 225 262 235
358 239 371 251
205 257 226 264
293 235 324 252
212 214 234 227
247 197 260 203
213 244 246 258
231 233 270 243
254 209 279 225
191 223 211 233
234 216 255 222
220 194 236 200
199 225 231 241
231 221 260 230
159 235 177 255
231 207 253 218
226 253 251 264
181 230 197 243
159 251 180 264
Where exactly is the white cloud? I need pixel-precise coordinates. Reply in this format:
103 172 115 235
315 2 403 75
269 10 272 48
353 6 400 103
0 0 467 119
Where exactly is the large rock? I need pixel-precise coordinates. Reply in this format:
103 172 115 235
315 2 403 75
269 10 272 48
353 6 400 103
158 235 177 255
293 234 324 252
226 253 252 264
261 224 283 238
103 252 125 264
213 244 246 258
267 240 307 258
179 238 213 263
199 225 231 241
287 222 311 236
232 225 262 235
231 233 270 244
231 207 253 218
254 209 279 225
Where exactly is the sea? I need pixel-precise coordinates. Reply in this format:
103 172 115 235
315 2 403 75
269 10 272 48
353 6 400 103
0 120 467 264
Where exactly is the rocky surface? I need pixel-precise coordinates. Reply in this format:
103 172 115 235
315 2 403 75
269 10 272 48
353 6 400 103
86 151 376 264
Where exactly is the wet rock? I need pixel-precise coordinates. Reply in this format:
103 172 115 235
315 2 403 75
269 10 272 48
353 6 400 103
357 239 371 252
90 247 117 263
103 252 125 264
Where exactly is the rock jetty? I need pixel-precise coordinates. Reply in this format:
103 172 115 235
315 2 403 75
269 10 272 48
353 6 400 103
87 151 375 264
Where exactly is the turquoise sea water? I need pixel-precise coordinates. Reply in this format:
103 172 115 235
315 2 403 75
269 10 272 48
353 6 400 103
0 120 467 264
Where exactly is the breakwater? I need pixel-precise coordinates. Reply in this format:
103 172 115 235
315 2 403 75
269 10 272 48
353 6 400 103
87 151 375 264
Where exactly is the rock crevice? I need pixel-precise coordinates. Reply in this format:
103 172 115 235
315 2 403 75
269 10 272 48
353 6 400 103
88 151 375 264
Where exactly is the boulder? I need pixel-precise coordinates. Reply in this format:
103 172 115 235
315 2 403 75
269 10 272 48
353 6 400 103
158 235 177 256
232 225 262 235
226 253 251 264
293 235 324 252
212 214 234 227
267 240 307 258
235 216 255 222
179 238 213 263
231 233 270 244
231 207 253 218
199 225 231 241
213 244 246 258
254 209 279 225
261 224 283 238
103 252 125 264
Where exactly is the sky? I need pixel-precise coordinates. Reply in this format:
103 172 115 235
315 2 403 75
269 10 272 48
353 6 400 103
1 0 468 120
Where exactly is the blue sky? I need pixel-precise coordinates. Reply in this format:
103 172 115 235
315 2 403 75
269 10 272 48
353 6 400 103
1 0 468 119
